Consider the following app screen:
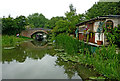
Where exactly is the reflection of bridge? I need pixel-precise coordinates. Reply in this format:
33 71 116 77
20 28 51 38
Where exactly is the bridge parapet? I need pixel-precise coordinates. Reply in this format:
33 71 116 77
20 28 51 38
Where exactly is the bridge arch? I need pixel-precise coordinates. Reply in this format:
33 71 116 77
31 30 48 38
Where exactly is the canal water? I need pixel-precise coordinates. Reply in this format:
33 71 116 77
2 41 99 80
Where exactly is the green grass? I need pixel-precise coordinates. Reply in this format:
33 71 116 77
2 35 32 47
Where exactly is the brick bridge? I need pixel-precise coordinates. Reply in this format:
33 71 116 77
20 28 51 38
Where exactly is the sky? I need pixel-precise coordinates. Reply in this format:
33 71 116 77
0 0 99 19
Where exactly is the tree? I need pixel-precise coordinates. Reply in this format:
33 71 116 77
27 13 48 28
65 4 85 34
65 4 77 34
45 16 65 29
2 15 28 35
86 2 120 19
53 19 69 36
2 16 17 35
15 15 28 33
52 4 86 37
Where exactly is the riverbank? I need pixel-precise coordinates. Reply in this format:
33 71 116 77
2 35 32 47
54 34 120 80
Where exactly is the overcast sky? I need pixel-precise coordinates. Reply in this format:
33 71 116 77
0 0 99 19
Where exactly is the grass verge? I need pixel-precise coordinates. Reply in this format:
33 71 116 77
2 35 32 47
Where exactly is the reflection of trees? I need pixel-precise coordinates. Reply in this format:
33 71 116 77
2 47 27 64
56 57 99 80
55 57 77 79
2 41 55 64
76 64 99 80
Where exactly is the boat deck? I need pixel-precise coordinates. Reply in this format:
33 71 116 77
84 42 103 47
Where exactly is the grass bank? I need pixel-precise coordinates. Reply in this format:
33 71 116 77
2 35 32 47
54 34 120 80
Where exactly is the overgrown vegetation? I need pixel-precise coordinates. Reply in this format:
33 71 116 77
86 1 120 19
78 44 120 80
55 34 79 55
54 34 120 80
52 3 120 79
93 45 120 80
104 25 120 47
2 35 32 47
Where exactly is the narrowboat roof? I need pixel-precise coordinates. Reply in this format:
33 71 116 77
76 15 120 26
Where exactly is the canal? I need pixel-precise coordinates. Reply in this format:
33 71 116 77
2 40 99 80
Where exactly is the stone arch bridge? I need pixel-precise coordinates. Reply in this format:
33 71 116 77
20 28 51 38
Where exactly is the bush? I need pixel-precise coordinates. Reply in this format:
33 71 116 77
104 25 120 47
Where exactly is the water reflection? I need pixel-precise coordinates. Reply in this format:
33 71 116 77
55 57 99 80
2 41 54 64
31 40 47 47
56 58 79 79
2 41 99 79
2 41 82 79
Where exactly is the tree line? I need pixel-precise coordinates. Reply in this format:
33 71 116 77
2 1 120 35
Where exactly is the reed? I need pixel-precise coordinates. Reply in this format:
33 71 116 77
92 45 120 80
55 34 80 55
76 44 120 80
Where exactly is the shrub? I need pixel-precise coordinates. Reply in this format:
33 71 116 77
104 25 120 47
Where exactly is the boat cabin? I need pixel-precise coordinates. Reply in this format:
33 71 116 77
76 15 120 46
